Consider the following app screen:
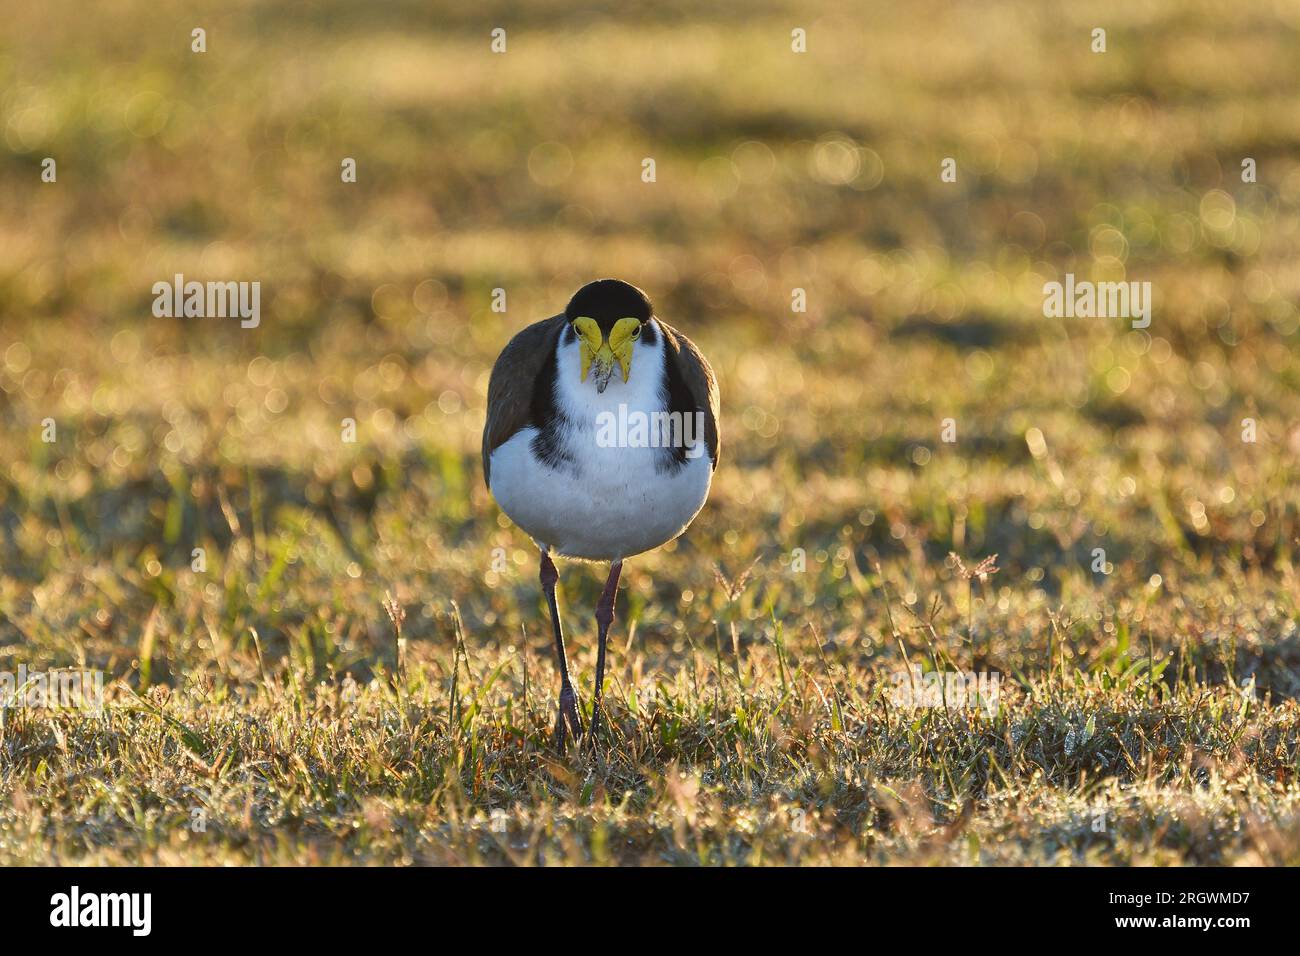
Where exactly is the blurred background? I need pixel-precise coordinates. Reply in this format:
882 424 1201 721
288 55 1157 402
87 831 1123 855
2 0 1300 863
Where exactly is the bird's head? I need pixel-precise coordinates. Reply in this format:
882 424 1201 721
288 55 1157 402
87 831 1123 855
564 278 652 393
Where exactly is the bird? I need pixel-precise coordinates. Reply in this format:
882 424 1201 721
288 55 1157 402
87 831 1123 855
482 278 720 750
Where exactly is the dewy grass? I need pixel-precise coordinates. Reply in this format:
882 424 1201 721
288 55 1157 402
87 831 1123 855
1 0 1299 864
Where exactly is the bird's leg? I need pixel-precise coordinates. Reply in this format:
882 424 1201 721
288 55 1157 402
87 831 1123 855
588 560 623 744
540 550 582 750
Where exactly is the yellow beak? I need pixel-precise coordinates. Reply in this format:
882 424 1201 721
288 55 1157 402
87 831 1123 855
573 317 638 393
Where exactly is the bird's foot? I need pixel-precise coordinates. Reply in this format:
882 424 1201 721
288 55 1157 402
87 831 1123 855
551 709 567 751
586 701 604 749
552 683 584 752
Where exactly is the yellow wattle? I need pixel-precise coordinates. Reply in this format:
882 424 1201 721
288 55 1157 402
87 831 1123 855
572 316 639 383
573 317 602 382
607 317 639 382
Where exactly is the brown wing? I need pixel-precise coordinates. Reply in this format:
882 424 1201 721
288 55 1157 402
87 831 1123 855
482 314 566 488
658 320 721 470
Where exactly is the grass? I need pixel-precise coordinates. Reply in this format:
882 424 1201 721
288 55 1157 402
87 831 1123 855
2 0 1300 865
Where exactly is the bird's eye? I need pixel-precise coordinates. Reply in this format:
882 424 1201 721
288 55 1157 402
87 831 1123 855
632 325 642 339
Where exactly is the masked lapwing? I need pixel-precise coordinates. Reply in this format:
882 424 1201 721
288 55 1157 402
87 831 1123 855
483 278 720 750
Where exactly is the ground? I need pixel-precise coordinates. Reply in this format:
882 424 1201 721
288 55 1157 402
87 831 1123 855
1 0 1299 865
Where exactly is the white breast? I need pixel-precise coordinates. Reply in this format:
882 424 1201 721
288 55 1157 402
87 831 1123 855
488 320 714 561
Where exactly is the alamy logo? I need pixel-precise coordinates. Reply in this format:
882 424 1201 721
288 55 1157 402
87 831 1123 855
0 665 103 713
50 886 151 936
1042 273 1151 329
594 404 707 458
889 666 1001 715
152 273 261 328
